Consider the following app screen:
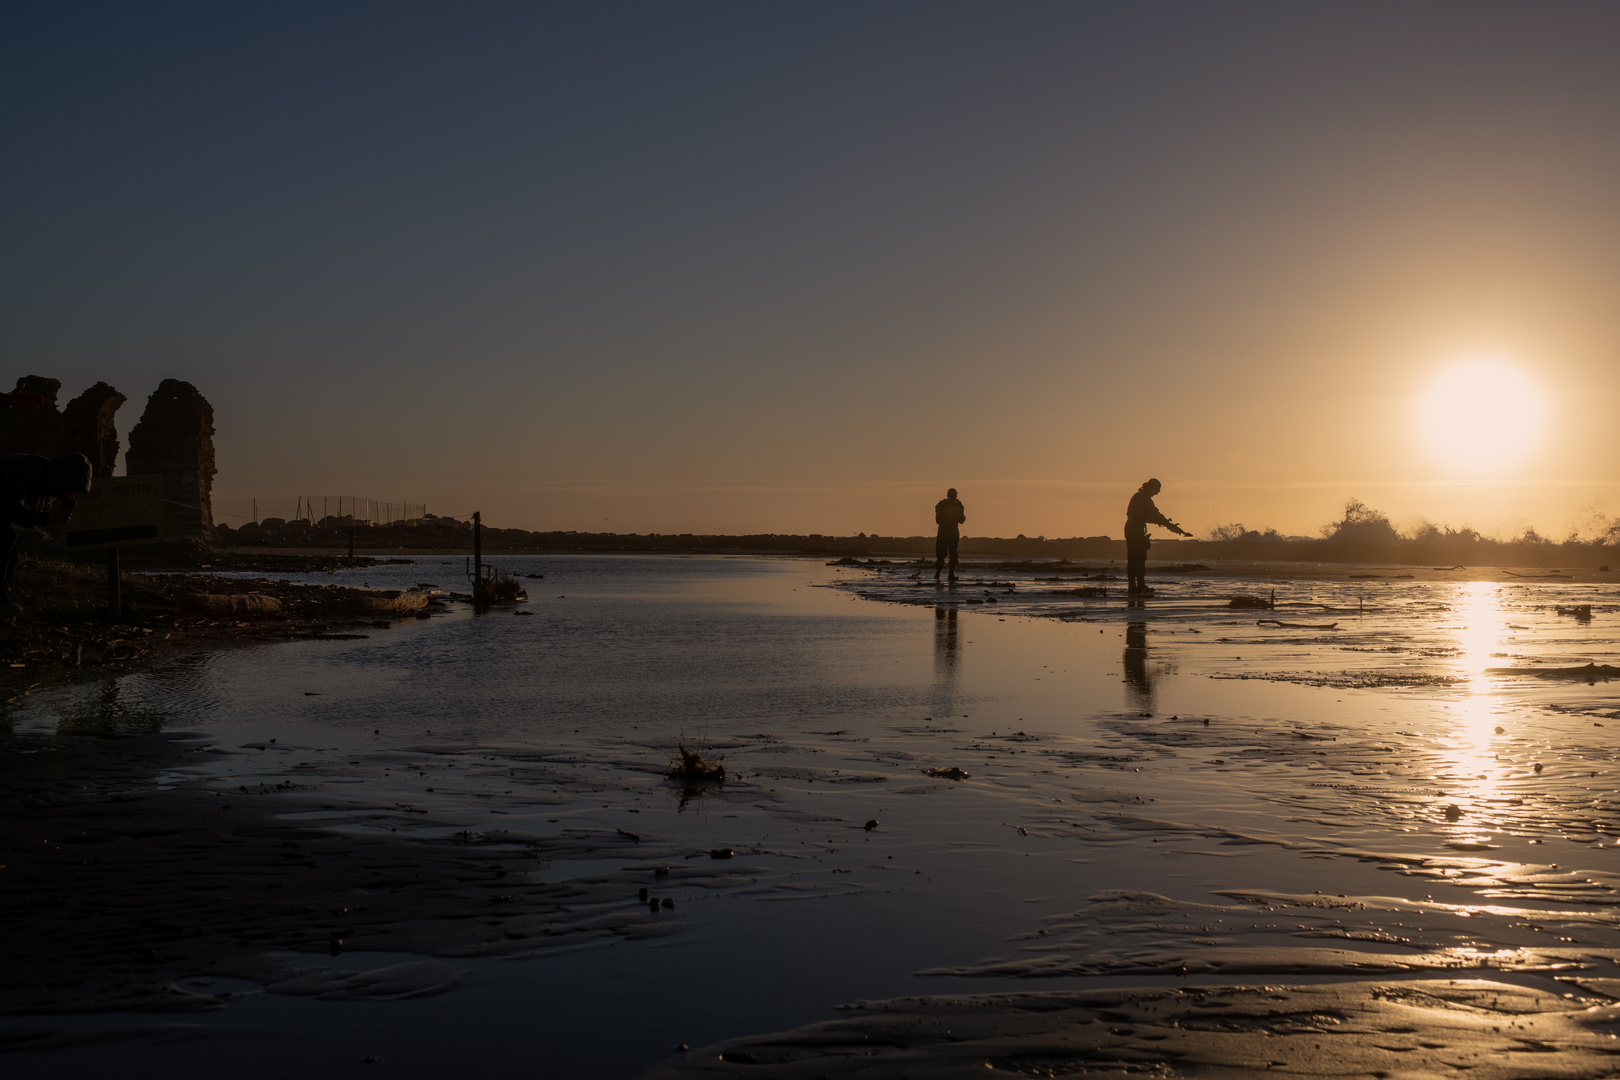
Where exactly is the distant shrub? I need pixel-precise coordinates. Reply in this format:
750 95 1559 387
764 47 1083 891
1406 520 1482 545
1208 523 1284 542
1321 499 1400 545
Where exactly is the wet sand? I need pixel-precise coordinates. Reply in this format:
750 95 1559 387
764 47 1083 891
649 979 1620 1078
1 554 1616 1076
2 556 441 705
0 729 516 1018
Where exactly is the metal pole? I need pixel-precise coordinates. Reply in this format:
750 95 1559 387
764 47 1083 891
473 511 482 606
106 546 120 619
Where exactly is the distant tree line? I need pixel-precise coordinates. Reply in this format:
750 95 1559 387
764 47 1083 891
1207 498 1620 549
209 501 1616 569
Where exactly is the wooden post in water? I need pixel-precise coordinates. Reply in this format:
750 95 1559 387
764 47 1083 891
473 511 483 606
106 547 120 619
348 527 355 560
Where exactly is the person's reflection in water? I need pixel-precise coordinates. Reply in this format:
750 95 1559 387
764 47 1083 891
1123 621 1156 714
933 606 960 682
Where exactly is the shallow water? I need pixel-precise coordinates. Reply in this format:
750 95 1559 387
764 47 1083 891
4 554 1619 1076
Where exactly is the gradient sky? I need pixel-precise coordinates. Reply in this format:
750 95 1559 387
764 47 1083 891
6 2 1619 538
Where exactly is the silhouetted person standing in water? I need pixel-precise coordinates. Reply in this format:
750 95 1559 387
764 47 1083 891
1124 478 1188 596
934 488 966 582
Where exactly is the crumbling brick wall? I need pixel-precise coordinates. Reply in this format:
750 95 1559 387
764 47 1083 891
125 379 217 538
62 382 128 477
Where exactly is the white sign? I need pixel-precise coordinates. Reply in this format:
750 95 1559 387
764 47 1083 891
57 475 165 551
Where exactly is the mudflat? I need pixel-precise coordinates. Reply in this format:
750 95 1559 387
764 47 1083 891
1 554 1616 1076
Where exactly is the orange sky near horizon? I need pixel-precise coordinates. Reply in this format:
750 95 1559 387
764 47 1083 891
9 5 1620 541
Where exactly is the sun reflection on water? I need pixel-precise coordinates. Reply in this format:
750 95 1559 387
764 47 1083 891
1435 582 1517 822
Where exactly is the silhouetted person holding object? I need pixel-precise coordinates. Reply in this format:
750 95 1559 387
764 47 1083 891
1124 477 1188 596
0 453 92 618
934 488 966 582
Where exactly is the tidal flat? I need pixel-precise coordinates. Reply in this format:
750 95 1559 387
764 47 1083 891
2 555 1618 1077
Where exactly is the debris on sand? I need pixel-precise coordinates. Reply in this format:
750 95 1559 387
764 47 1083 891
1228 595 1273 609
666 744 726 783
180 592 282 616
925 766 971 781
1486 663 1620 681
1256 619 1338 630
354 589 432 615
476 572 528 604
1555 604 1593 621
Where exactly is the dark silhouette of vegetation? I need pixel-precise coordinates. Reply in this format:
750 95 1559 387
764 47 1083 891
1320 499 1401 545
1207 523 1290 543
208 501 1618 570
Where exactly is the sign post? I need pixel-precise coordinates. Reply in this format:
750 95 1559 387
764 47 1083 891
55 475 165 618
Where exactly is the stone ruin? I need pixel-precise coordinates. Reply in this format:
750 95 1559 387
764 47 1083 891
62 382 127 477
0 374 215 537
125 380 217 538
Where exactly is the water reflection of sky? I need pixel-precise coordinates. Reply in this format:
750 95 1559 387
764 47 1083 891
6 556 1620 1076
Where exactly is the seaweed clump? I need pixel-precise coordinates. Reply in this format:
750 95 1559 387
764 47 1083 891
667 744 726 783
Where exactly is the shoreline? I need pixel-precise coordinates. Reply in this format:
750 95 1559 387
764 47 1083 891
0 550 461 705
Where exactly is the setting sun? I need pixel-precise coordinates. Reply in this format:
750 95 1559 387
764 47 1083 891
1415 357 1545 476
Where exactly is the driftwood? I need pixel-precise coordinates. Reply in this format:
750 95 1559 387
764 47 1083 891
353 589 432 614
1256 619 1338 630
1504 570 1573 579
666 744 725 782
180 593 282 616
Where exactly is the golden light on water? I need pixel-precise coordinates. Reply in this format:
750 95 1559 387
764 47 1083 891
1440 581 1512 813
1416 358 1545 475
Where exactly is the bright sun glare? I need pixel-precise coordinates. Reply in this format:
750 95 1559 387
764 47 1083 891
1415 357 1545 474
